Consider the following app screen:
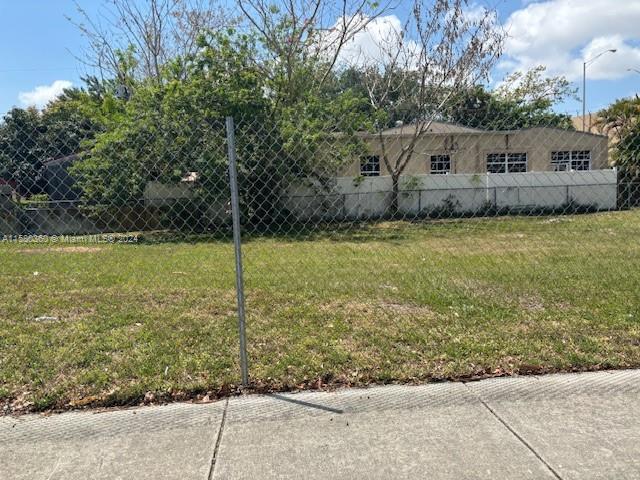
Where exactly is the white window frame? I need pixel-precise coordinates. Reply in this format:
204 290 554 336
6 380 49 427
551 151 591 171
486 152 528 174
360 155 381 177
430 154 452 175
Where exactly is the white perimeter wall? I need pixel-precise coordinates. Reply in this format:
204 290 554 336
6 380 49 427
284 170 618 220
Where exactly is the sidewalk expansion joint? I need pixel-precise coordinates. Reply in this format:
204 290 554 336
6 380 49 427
464 384 564 480
207 397 229 480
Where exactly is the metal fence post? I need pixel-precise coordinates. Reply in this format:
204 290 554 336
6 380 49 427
226 116 249 387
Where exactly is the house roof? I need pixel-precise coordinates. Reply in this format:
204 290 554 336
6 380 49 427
379 121 481 136
359 123 608 139
43 154 78 167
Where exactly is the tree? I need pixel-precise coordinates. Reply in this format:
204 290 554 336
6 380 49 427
237 0 388 107
40 89 103 158
0 88 103 198
235 0 390 191
335 66 424 128
358 0 504 215
445 84 574 131
348 64 576 131
68 27 372 230
69 0 233 83
0 108 47 197
597 96 640 174
463 65 577 130
70 31 265 202
494 65 577 106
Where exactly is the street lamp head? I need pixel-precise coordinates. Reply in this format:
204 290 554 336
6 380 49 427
585 48 617 66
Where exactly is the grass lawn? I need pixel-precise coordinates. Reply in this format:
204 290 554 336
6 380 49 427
1 210 640 413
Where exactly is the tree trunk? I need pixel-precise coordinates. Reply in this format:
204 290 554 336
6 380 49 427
390 173 400 219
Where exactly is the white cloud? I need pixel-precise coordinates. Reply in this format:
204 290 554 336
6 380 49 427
18 80 73 109
578 36 640 80
322 15 419 68
502 0 640 81
328 15 403 66
460 2 493 24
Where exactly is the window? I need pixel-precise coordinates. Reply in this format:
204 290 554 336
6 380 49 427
430 154 451 174
551 151 591 171
486 153 527 173
487 153 506 173
507 153 528 173
360 155 380 176
551 151 571 171
572 151 591 171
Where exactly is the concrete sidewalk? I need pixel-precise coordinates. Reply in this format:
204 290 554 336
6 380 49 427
2 370 640 480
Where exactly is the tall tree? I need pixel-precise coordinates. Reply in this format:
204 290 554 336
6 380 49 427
453 65 577 130
445 85 574 131
69 0 233 83
237 0 389 107
494 65 577 105
69 31 273 227
597 96 640 174
346 64 577 131
358 0 504 214
0 108 47 197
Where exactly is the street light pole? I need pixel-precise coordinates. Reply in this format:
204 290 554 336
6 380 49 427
582 49 617 131
582 62 587 131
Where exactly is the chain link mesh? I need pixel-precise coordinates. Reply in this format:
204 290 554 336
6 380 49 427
1 104 639 408
1 113 637 238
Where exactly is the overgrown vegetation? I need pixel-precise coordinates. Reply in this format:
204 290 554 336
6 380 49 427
0 0 584 229
597 95 640 175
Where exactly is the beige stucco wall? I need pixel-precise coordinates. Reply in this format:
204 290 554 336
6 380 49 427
340 128 609 176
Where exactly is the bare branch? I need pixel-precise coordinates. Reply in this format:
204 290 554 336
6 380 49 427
355 0 505 213
68 0 234 82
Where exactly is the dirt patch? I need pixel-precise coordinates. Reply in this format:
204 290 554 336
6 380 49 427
320 299 436 318
452 278 549 312
31 305 98 323
451 277 505 299
518 294 546 312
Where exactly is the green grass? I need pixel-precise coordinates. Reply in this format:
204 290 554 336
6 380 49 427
1 210 640 412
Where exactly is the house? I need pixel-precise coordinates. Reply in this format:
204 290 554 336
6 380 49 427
284 122 617 220
341 122 610 177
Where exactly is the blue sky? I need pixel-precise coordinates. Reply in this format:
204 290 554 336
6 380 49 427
1 0 639 117
0 1 98 114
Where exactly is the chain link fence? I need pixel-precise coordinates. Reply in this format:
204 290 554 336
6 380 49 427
1 115 634 237
1 108 639 394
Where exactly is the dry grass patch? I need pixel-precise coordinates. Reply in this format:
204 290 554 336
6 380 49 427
320 299 436 318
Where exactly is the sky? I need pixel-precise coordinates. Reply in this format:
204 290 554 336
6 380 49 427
1 0 640 118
